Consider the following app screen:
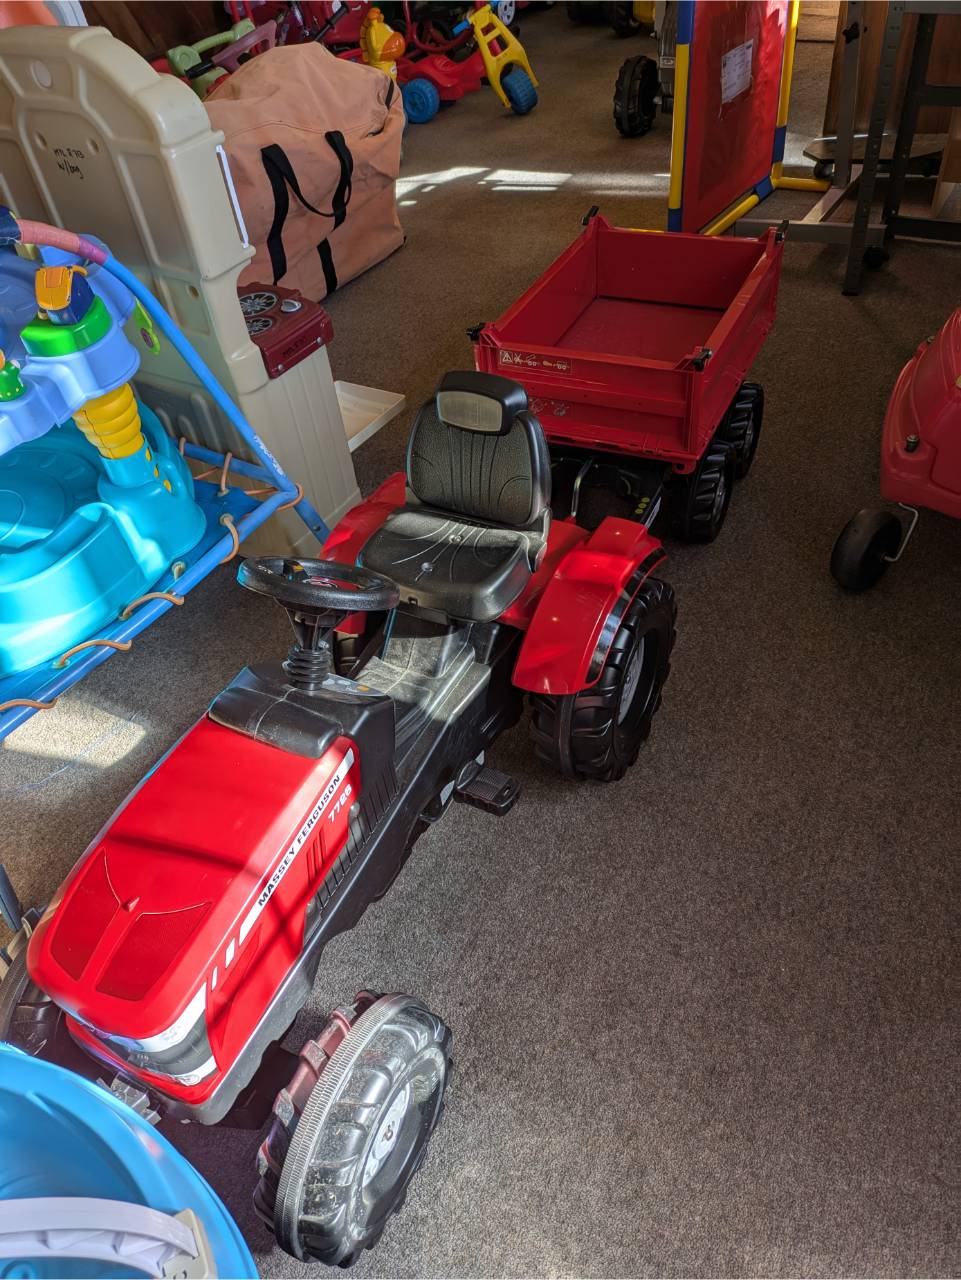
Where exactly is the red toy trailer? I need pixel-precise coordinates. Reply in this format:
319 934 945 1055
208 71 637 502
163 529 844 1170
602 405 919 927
831 308 961 591
472 212 784 540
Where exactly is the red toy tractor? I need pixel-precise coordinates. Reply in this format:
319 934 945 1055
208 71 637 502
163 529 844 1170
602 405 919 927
0 372 675 1266
832 308 961 591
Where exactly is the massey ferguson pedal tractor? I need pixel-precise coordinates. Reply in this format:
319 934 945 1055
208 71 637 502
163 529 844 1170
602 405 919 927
0 372 676 1268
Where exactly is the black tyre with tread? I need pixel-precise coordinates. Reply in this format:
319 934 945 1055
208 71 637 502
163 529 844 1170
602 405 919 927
673 443 734 542
830 507 902 591
613 55 658 137
0 935 86 1070
531 576 676 782
715 381 764 479
255 994 451 1267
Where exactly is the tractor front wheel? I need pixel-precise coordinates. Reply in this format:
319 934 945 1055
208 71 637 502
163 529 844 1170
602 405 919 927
830 507 903 591
256 993 451 1266
531 577 676 782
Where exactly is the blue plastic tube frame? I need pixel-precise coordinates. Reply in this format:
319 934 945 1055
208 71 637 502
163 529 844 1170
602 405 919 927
0 255 334 740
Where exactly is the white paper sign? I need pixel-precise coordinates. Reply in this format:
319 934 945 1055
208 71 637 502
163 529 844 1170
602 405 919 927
721 38 753 103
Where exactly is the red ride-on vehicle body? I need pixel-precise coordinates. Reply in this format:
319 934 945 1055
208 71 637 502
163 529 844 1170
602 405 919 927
2 372 676 1268
472 212 785 542
832 308 961 591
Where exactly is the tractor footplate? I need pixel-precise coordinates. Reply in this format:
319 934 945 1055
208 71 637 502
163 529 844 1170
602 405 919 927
455 766 520 816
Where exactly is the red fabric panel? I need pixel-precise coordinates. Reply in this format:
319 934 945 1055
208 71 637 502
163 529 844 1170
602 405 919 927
681 0 788 233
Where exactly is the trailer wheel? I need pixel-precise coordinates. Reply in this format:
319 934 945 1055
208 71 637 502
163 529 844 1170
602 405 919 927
673 444 734 542
716 382 763 479
530 577 675 783
613 55 658 137
830 507 902 591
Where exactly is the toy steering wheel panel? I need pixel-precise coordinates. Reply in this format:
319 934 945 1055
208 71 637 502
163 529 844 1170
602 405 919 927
238 557 399 614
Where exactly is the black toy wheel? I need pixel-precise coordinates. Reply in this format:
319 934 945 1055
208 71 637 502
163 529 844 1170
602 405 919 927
256 994 451 1266
830 507 902 591
531 576 676 782
673 443 734 542
863 245 890 269
0 937 87 1071
605 1 643 35
613 55 658 137
813 158 833 182
715 381 764 479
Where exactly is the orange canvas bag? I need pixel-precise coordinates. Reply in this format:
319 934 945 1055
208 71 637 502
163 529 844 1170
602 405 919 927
205 42 404 299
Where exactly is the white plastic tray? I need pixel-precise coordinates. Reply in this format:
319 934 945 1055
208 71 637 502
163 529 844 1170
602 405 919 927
336 381 406 453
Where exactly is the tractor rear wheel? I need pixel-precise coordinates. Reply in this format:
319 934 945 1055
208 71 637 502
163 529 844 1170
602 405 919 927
255 993 451 1267
613 55 658 137
530 577 676 782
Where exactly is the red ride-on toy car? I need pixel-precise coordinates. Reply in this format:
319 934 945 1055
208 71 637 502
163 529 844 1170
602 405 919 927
0 372 675 1266
831 308 961 591
471 212 784 543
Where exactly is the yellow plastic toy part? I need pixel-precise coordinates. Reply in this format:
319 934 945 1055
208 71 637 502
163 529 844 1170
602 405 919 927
359 7 405 77
634 1 656 25
34 264 85 313
468 3 538 110
73 383 145 460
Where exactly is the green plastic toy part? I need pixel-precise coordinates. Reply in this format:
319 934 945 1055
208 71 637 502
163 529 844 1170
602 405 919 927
20 296 113 358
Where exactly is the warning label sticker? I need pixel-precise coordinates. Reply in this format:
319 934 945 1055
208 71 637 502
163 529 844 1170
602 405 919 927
499 350 572 375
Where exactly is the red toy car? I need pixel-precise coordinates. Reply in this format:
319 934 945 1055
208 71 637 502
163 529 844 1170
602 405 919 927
831 308 961 591
0 372 676 1266
472 212 784 541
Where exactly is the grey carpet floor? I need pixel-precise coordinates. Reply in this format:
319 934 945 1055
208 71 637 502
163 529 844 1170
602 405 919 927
2 9 960 1277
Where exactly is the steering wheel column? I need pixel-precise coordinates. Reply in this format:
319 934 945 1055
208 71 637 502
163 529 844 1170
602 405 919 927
237 558 400 691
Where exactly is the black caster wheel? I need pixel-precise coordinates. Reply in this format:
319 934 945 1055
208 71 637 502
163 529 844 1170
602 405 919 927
673 443 735 542
863 245 890 269
813 158 834 182
830 507 903 591
715 382 763 479
255 993 451 1266
531 577 676 782
613 54 658 137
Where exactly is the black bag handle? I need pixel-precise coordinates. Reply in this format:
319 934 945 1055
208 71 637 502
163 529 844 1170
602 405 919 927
260 133 353 284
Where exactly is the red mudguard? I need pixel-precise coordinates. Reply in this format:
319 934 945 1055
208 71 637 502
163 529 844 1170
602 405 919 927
512 517 666 696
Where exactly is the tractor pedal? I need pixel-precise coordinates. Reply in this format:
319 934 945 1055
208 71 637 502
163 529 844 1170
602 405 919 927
454 766 520 816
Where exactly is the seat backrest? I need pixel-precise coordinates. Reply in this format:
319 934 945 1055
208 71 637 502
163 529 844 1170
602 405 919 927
406 371 551 530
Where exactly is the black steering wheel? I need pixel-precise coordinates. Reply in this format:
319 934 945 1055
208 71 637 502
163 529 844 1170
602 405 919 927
237 557 399 616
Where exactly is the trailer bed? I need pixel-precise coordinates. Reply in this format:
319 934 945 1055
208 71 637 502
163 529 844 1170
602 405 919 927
473 215 784 468
558 297 725 364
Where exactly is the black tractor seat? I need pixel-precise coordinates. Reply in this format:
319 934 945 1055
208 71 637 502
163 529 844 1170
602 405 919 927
360 371 551 624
